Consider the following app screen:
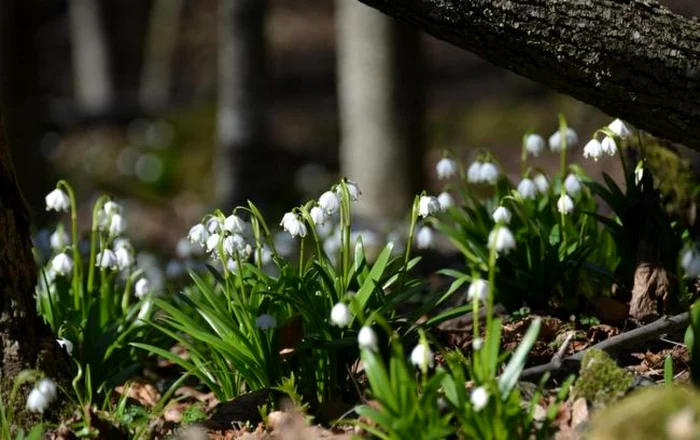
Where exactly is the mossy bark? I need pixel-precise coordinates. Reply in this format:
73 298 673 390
355 0 700 149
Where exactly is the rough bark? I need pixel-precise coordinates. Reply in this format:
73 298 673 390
336 1 424 223
355 0 700 149
68 0 115 114
216 0 268 209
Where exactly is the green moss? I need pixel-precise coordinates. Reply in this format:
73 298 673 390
573 349 633 408
587 386 700 440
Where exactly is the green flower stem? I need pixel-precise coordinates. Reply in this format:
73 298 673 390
121 270 133 314
87 195 109 296
558 114 569 244
298 235 305 278
473 291 481 343
57 181 82 310
486 247 497 333
399 196 420 293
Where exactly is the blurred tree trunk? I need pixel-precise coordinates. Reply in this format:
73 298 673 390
216 0 268 209
335 1 424 224
355 0 700 150
68 0 114 114
139 0 184 110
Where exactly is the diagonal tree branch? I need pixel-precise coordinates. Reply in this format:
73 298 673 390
355 0 700 149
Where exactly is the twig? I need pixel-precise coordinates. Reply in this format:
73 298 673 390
520 312 690 382
551 331 575 364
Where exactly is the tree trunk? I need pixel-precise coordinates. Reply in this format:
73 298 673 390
68 0 114 114
140 0 185 110
354 0 700 150
336 1 424 223
216 0 268 209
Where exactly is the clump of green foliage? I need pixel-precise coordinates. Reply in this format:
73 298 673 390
573 349 632 408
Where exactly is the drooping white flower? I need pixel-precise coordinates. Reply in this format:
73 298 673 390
608 119 631 139
206 217 221 234
516 179 537 200
479 162 500 184
50 229 70 251
330 302 352 328
681 249 700 278
206 233 222 253
337 180 362 202
223 214 248 235
95 210 109 232
564 174 581 197
223 234 246 257
635 167 645 186
472 337 484 351
557 194 575 215
115 247 134 270
358 326 378 351
255 246 273 266
96 249 118 269
113 238 130 251
418 196 441 218
51 253 73 276
492 206 512 224
488 226 516 254
436 157 459 180
410 342 435 369
601 136 617 156
109 214 126 236
416 226 434 249
188 224 209 245
280 212 297 228
26 387 52 414
467 279 489 302
255 314 277 331
524 133 546 157
226 259 240 274
583 139 603 161
103 201 122 215
437 192 454 210
45 188 70 212
57 338 73 356
37 378 57 401
135 278 150 298
319 191 341 214
548 128 579 152
467 161 483 183
175 238 192 258
534 174 550 194
310 206 327 226
470 386 489 412
282 213 307 238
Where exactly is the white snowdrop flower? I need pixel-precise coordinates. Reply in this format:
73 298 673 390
135 278 151 298
470 386 489 412
26 388 50 414
255 314 277 331
557 194 575 215
516 178 537 200
549 128 579 152
103 201 122 215
206 233 222 253
223 234 246 257
175 238 192 259
583 139 603 161
358 326 378 351
524 133 546 157
479 162 500 184
608 118 631 139
330 302 352 328
418 196 441 218
345 180 362 201
226 259 240 274
533 174 550 194
410 343 435 369
280 212 297 229
255 246 273 266
36 378 57 402
96 249 118 269
188 224 209 246
45 188 70 212
113 238 130 251
109 213 126 236
488 226 516 254
601 136 617 156
206 217 221 234
57 338 73 356
635 167 645 186
467 279 489 303
310 206 327 226
472 337 484 351
467 161 483 183
564 174 581 197
115 247 134 270
436 157 459 180
319 191 341 214
681 249 700 278
282 214 307 238
51 253 73 276
223 214 248 235
492 206 512 224
50 229 70 251
96 210 109 231
416 226 435 249
437 192 454 210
